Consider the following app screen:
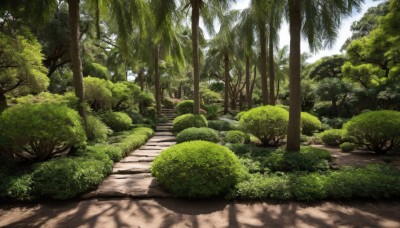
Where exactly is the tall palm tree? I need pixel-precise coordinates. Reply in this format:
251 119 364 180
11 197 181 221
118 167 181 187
286 0 363 151
153 0 235 114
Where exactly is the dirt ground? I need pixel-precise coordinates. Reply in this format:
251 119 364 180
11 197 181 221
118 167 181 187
1 198 400 228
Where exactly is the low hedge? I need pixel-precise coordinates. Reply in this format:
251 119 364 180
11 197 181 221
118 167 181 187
225 130 250 144
208 120 237 131
320 129 343 146
172 114 208 133
0 127 153 201
263 147 332 172
101 112 132 132
176 127 219 144
234 165 400 202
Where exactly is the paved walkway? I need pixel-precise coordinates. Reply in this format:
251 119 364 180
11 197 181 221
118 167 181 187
82 109 176 199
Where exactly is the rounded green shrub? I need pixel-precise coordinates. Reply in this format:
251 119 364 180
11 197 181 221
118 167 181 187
175 100 195 115
151 141 245 198
343 110 400 154
320 129 343 146
235 111 247 121
32 157 109 199
0 103 86 162
101 112 132 132
176 127 219 144
208 120 237 131
239 106 289 146
301 112 322 136
86 116 112 142
172 114 208 132
340 142 357 152
162 97 176 109
225 130 250 144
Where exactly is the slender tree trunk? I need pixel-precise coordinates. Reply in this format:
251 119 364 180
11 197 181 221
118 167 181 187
245 56 251 110
139 68 144 91
224 52 229 114
192 1 200 115
276 79 280 100
259 24 269 105
68 0 87 126
287 0 302 152
0 92 7 112
154 45 161 114
268 19 276 105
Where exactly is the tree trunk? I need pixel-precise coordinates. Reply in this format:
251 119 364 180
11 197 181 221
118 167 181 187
139 68 145 91
245 56 251 110
192 1 200 115
0 92 7 112
68 0 87 126
224 52 229 114
268 19 276 105
259 24 269 105
286 0 302 152
154 45 161 115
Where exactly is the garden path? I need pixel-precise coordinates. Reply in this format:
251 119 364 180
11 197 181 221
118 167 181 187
82 109 176 199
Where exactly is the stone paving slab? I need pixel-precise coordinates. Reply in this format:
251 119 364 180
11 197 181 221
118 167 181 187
120 157 155 163
146 142 176 147
140 145 168 150
154 132 174 136
158 123 173 126
156 126 173 132
130 150 162 157
148 136 176 142
112 162 152 174
81 174 172 198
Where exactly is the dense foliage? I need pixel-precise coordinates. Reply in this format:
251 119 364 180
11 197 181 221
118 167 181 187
343 110 400 154
301 112 322 135
151 141 245 198
225 130 250 144
320 129 344 146
175 100 195 115
208 120 237 131
0 103 86 162
86 116 112 142
176 127 219 144
172 114 208 132
239 106 289 146
101 112 132 132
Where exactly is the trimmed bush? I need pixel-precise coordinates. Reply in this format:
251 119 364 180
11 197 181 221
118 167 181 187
225 130 250 144
151 141 245 198
320 129 343 146
172 114 208 132
343 110 400 154
176 127 219 144
163 97 176 109
301 112 322 136
175 100 195 115
0 173 35 201
340 142 357 152
112 127 154 156
234 165 400 201
208 120 237 131
235 111 247 121
263 147 331 172
32 157 111 199
101 112 132 132
0 103 86 162
239 106 289 146
86 116 112 142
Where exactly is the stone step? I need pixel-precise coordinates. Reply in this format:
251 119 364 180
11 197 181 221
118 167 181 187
156 126 173 132
140 145 168 150
158 123 173 126
120 156 155 163
145 142 176 147
148 136 176 143
81 174 172 199
154 132 174 136
130 150 163 157
112 162 152 174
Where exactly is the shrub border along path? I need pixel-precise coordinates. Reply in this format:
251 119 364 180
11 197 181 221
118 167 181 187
82 109 176 199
